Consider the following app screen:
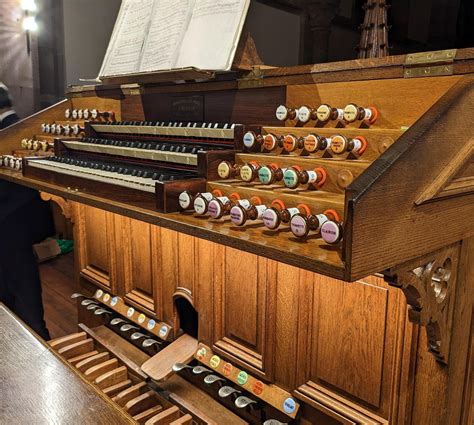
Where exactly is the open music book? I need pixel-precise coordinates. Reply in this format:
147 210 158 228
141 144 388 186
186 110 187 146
98 0 251 79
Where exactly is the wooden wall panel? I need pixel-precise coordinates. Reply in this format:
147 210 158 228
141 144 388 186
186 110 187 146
75 204 116 291
194 238 216 346
213 247 276 379
176 233 196 296
296 274 411 422
84 207 110 274
155 227 178 325
273 263 302 391
120 218 155 314
313 277 388 407
74 205 415 423
139 86 285 126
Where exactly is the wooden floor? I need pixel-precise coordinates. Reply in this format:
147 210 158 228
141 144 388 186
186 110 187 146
39 252 79 340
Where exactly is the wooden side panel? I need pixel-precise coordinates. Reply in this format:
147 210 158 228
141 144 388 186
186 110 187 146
347 76 474 280
0 99 70 155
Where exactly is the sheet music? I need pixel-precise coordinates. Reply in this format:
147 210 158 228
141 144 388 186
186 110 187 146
174 0 250 71
139 0 196 72
99 0 154 77
98 0 251 79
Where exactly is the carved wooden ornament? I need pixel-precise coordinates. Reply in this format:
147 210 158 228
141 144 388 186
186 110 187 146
384 243 460 364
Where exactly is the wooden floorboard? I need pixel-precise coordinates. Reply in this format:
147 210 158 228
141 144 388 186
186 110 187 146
39 252 79 340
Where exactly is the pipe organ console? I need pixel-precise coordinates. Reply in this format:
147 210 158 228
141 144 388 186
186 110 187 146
0 49 473 425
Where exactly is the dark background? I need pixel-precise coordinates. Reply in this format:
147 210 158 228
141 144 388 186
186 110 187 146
0 0 472 117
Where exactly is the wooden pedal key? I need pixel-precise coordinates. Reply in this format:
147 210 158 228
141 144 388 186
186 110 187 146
145 406 180 425
76 351 110 373
57 338 94 360
124 390 161 417
94 365 128 390
113 381 149 407
49 331 87 350
84 358 118 381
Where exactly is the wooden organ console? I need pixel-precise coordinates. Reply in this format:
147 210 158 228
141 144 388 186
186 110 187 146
0 49 473 425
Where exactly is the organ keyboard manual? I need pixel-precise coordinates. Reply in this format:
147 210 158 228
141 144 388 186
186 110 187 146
98 0 251 79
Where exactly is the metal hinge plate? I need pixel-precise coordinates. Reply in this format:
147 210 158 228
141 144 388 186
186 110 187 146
237 67 265 89
404 49 457 78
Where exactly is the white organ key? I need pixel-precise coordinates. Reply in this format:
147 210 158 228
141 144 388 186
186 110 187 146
27 160 156 193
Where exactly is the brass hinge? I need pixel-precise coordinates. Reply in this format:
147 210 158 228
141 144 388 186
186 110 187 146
404 49 457 78
121 84 142 96
237 66 265 89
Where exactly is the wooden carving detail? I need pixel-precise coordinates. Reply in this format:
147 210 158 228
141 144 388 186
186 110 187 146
384 243 460 364
40 191 74 222
357 0 390 58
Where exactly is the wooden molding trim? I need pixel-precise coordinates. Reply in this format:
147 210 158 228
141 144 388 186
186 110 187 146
295 383 388 425
384 242 461 364
415 140 474 205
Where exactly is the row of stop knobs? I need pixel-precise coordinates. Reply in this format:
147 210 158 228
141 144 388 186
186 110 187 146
1 155 22 170
275 103 378 125
41 123 84 136
21 138 54 151
64 108 115 120
243 132 367 156
218 161 328 189
178 190 343 244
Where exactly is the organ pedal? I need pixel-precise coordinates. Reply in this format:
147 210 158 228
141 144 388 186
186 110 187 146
48 324 202 424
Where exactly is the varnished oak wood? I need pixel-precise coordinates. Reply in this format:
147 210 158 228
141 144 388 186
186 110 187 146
0 170 346 278
113 381 149 407
0 304 134 424
84 358 119 381
76 351 111 372
145 406 180 425
81 325 247 424
1 49 474 425
95 365 129 389
124 390 160 416
170 414 193 424
68 350 100 366
134 405 166 423
103 380 133 397
346 76 474 280
141 334 198 381
57 338 94 359
49 331 86 349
